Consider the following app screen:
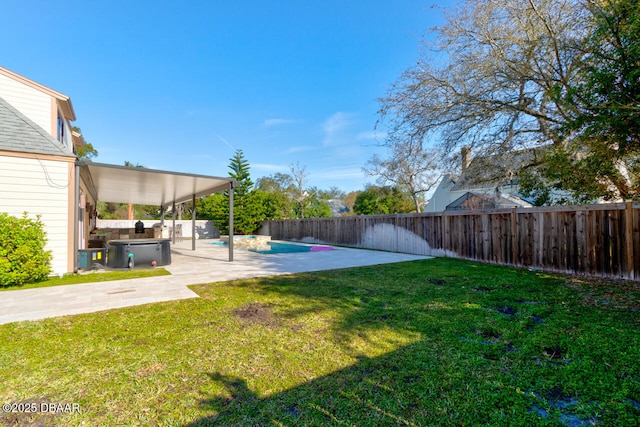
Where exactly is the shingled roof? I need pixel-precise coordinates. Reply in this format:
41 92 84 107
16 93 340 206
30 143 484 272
0 95 75 158
451 148 544 191
446 191 532 211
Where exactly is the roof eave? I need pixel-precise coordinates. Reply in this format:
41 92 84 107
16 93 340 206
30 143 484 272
0 66 77 121
57 98 76 122
72 130 85 149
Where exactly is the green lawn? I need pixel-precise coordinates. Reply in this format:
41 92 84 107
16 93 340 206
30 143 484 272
0 268 171 292
1 258 639 426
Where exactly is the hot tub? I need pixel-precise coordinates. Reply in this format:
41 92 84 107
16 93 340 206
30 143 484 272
107 239 171 268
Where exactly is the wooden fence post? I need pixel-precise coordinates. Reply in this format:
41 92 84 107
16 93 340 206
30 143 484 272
441 211 448 254
512 207 518 266
625 201 634 280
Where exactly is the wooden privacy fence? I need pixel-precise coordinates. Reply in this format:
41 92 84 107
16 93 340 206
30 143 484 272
261 202 640 280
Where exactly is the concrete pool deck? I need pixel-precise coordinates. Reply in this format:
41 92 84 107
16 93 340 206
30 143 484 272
0 240 431 325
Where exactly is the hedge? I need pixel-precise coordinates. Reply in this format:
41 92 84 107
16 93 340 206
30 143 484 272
0 212 52 286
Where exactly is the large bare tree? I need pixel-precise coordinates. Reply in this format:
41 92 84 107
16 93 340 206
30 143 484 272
290 162 309 218
380 0 640 201
379 0 589 178
364 139 441 213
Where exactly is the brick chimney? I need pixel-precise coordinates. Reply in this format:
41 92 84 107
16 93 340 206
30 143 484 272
461 146 471 171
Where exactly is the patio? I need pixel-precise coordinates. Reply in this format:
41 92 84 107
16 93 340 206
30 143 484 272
0 240 430 325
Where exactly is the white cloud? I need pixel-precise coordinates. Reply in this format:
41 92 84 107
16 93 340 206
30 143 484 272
263 118 297 127
357 130 386 141
312 166 364 180
322 112 355 147
285 145 316 154
252 163 287 172
216 135 236 151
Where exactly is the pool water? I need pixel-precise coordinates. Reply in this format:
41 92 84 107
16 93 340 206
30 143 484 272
249 242 334 254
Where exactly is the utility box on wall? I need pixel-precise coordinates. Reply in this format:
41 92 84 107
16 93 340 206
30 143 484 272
78 248 106 269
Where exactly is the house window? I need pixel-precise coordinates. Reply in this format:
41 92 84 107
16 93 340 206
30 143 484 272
57 114 65 143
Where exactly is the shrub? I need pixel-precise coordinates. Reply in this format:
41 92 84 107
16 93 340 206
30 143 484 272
0 212 52 286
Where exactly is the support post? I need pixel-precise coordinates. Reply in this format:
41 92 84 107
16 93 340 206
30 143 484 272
228 181 234 262
192 194 196 251
172 201 176 244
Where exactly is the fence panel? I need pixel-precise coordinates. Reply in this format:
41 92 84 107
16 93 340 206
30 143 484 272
261 203 640 280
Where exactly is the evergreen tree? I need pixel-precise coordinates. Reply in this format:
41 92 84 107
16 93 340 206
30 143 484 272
255 173 295 219
353 186 414 215
198 193 229 234
229 149 254 198
547 0 640 201
197 149 266 235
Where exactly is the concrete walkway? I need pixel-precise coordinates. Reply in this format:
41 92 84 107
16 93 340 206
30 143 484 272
0 240 430 325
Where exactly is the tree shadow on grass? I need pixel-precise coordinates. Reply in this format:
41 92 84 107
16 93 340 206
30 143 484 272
187 348 441 426
186 260 637 426
187 263 472 425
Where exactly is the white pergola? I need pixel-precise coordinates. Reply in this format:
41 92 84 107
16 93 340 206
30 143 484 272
76 161 236 269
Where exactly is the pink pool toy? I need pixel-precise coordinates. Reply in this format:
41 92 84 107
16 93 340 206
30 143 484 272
310 245 334 252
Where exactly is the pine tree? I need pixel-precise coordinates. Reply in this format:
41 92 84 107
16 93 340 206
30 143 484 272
197 149 265 235
228 149 254 198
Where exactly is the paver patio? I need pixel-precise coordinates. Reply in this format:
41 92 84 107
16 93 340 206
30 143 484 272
0 240 430 325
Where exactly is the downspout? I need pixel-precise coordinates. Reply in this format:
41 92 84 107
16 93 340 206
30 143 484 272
73 162 80 273
228 181 234 262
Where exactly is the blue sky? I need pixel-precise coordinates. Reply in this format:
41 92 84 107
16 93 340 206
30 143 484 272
1 0 453 192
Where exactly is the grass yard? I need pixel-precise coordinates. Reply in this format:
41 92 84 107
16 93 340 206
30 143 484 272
0 268 171 292
1 258 639 426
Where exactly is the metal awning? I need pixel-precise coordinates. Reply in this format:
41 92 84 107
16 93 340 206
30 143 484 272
79 162 234 208
75 161 236 270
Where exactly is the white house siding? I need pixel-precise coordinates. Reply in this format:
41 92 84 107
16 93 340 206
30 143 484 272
425 177 457 212
0 73 52 137
0 155 72 276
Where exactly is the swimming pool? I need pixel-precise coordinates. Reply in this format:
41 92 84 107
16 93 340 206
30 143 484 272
248 242 334 254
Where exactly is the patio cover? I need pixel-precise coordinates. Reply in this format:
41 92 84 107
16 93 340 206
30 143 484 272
79 162 234 207
76 161 236 268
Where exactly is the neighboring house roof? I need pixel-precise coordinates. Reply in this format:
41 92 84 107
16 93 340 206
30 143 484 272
328 199 350 216
0 66 76 121
0 95 75 157
451 148 544 191
446 191 532 211
425 147 545 212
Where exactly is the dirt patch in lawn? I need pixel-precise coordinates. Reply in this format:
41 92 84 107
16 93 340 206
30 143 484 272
136 362 166 378
232 303 280 328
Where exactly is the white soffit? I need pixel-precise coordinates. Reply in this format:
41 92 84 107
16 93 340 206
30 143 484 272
81 162 233 207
